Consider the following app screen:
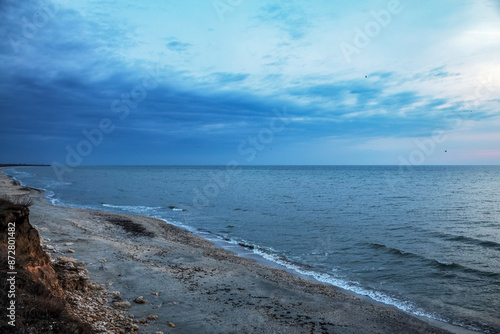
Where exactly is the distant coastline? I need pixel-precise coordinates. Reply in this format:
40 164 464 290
0 164 50 168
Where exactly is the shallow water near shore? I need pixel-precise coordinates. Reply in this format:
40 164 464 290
5 165 500 333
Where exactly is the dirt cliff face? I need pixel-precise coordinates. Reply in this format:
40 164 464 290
0 199 91 333
0 200 64 298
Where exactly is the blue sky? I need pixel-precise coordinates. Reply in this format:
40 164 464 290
1 0 499 167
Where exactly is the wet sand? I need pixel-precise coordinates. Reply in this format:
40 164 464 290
0 170 471 334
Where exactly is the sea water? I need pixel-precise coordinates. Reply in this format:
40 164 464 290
5 165 500 333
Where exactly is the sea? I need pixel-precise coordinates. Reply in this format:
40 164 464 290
4 165 500 333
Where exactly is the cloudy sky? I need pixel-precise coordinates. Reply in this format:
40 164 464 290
1 0 499 166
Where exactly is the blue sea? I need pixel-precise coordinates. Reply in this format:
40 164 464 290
5 165 500 333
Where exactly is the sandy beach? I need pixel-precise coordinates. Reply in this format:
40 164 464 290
0 170 472 334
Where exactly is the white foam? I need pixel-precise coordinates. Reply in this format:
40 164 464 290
5 169 34 179
247 244 444 322
154 216 200 234
102 203 161 215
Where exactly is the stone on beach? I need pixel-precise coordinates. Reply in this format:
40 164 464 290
59 256 78 263
134 296 148 304
112 301 132 309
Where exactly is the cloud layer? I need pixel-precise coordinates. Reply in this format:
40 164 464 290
1 0 499 166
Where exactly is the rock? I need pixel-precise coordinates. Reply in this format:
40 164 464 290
140 318 148 324
132 324 139 330
148 314 158 320
112 301 131 309
155 332 164 334
59 256 78 263
110 291 121 298
134 296 148 304
100 258 107 263
89 283 104 291
168 322 175 328
152 291 159 296
53 259 91 291
66 249 75 253
46 245 55 250
64 242 74 246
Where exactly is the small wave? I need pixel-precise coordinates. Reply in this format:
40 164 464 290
437 233 500 251
45 191 62 206
369 243 420 259
370 243 500 278
438 263 500 279
6 170 71 195
201 238 442 323
237 241 255 250
5 169 34 179
249 245 442 321
154 217 199 235
101 203 162 215
435 260 456 267
46 180 72 188
167 206 185 212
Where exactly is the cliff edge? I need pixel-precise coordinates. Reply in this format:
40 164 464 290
0 199 92 333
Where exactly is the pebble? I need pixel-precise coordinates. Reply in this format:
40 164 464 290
64 242 74 246
134 296 148 304
66 249 75 253
148 314 158 320
112 301 131 309
168 322 176 328
62 276 139 333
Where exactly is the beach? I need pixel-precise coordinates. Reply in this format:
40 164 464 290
0 170 473 334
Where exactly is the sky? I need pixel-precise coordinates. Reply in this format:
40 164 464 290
1 0 499 167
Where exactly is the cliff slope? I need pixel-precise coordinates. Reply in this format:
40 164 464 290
0 199 92 334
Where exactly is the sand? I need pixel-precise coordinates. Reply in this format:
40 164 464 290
0 170 473 334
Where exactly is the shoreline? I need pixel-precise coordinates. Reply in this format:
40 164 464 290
0 168 478 333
